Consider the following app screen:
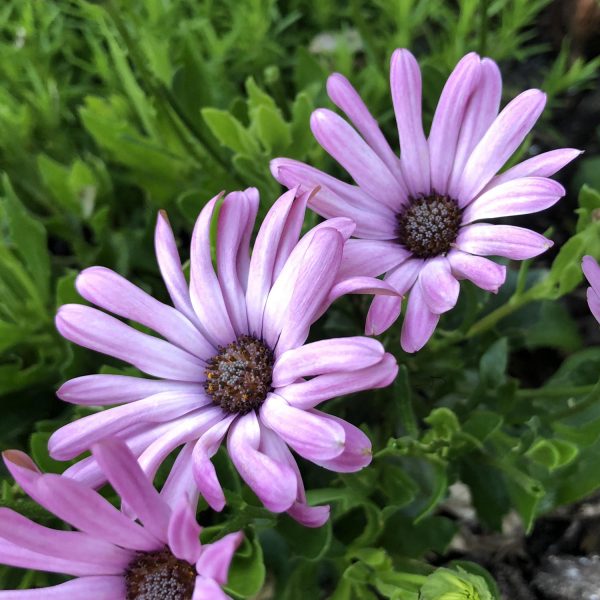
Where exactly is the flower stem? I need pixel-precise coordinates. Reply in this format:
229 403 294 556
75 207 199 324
517 384 596 399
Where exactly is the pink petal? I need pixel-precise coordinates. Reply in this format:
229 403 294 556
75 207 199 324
0 576 125 599
57 375 204 406
271 228 344 355
447 250 506 293
336 239 410 280
196 532 243 585
327 72 405 185
92 439 171 543
390 48 430 197
278 352 398 410
193 577 231 600
310 414 372 473
582 255 600 292
49 391 208 460
311 108 407 211
272 337 385 387
458 89 547 205
192 415 236 511
456 223 553 259
260 395 345 461
418 257 460 314
270 158 397 240
216 190 258 335
429 53 482 194
56 305 204 382
400 283 440 353
155 210 199 326
246 188 298 337
76 267 214 359
161 442 200 510
0 509 132 574
168 497 202 564
447 58 502 198
462 177 565 223
189 194 236 347
365 258 423 335
587 288 600 324
227 412 297 513
486 148 582 189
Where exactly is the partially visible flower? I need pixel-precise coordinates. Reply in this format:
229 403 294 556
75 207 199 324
582 255 600 323
0 438 242 600
50 188 398 527
272 49 581 352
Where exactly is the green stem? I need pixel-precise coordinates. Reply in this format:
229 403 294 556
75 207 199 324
478 0 489 55
517 384 596 399
465 293 530 339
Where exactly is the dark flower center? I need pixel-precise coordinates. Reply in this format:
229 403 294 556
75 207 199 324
125 548 195 600
204 335 274 414
396 194 462 258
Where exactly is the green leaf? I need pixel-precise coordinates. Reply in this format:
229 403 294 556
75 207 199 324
276 514 332 560
525 438 578 471
479 338 508 388
30 432 68 474
201 108 260 156
420 567 494 600
224 531 265 598
253 104 292 154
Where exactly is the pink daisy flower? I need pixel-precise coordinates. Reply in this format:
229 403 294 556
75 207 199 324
582 255 600 324
0 438 242 600
49 188 398 527
271 49 581 352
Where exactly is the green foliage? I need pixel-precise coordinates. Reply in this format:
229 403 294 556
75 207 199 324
0 0 598 597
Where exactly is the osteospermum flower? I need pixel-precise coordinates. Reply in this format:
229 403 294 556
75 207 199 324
49 188 398 527
0 438 242 600
582 255 600 324
271 49 581 352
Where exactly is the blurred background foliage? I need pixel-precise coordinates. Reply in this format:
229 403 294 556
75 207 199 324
0 0 599 598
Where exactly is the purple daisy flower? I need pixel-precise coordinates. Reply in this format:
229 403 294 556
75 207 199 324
582 255 600 324
271 49 581 352
49 188 398 527
0 438 242 599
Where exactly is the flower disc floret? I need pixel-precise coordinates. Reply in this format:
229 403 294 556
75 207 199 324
205 335 274 414
397 194 462 258
126 548 195 600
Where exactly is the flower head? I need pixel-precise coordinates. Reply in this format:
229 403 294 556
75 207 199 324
0 438 242 600
271 49 581 352
582 255 600 324
50 188 398 526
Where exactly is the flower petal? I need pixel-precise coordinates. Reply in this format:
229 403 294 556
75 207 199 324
0 576 125 599
455 223 553 259
49 391 209 460
196 532 243 585
56 305 204 382
582 255 600 292
193 577 231 600
155 210 199 326
311 108 407 211
76 267 214 359
327 72 405 184
390 48 430 197
486 148 582 189
400 283 440 352
57 375 204 406
457 89 547 206
227 412 297 513
310 414 372 473
587 288 600 324
192 415 236 511
447 58 502 198
336 239 410 280
0 508 132 574
278 353 398 410
189 194 236 347
447 250 506 293
462 177 565 223
365 258 423 335
168 497 202 564
270 158 397 240
92 438 171 543
260 395 345 461
418 257 460 314
161 442 200 509
429 53 482 194
272 337 385 387
217 190 258 335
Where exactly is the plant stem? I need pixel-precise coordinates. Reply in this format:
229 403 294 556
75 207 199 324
517 384 596 399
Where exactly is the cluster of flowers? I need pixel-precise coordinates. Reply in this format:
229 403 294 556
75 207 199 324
0 50 590 599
